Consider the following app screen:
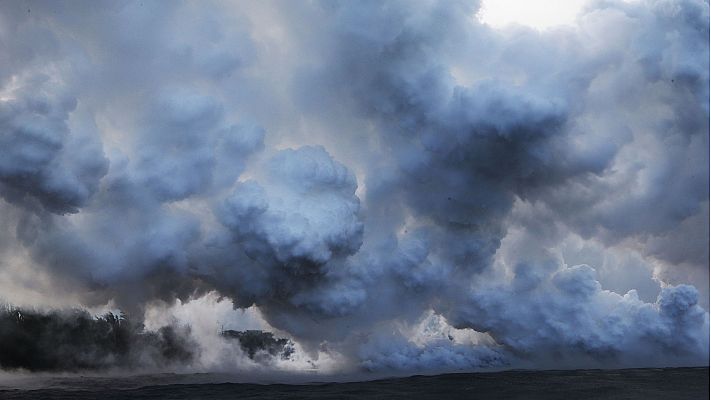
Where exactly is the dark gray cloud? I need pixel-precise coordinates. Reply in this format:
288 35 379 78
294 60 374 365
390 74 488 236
0 0 707 374
0 79 108 214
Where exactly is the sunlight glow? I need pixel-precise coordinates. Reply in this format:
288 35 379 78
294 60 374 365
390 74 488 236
478 0 588 30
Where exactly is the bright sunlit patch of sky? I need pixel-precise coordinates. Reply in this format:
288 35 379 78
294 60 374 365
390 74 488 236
478 0 588 30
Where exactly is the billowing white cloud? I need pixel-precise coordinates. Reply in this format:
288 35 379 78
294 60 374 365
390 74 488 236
219 145 363 267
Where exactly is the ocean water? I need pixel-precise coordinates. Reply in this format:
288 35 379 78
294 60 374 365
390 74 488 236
0 367 707 399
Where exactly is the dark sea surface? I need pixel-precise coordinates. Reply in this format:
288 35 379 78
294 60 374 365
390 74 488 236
0 367 707 399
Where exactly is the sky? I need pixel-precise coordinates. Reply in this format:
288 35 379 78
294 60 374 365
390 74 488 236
0 0 708 376
479 0 589 29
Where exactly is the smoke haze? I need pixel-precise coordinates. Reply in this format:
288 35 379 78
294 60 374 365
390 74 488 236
0 0 708 376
